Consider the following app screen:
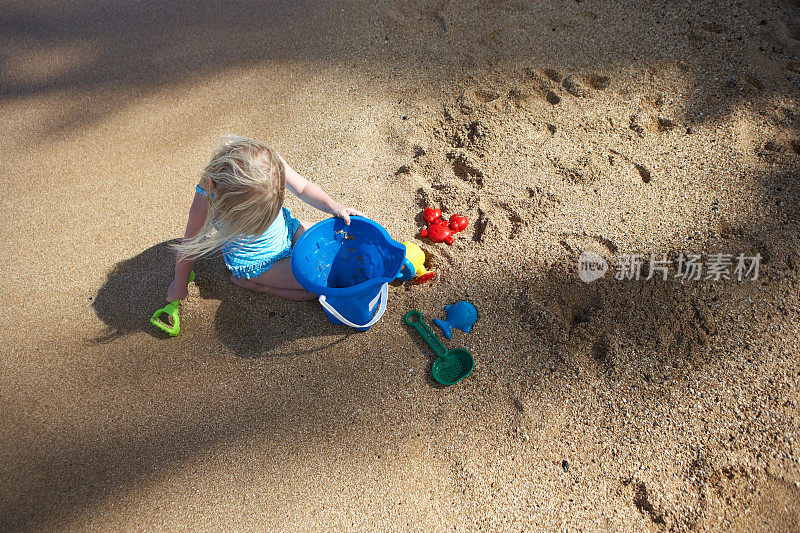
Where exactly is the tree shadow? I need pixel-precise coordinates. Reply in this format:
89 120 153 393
2 0 799 141
513 261 723 384
0 335 390 531
12 211 799 531
6 0 800 528
0 0 317 96
459 160 799 395
2 241 402 530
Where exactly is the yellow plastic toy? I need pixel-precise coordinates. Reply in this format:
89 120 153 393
398 241 436 284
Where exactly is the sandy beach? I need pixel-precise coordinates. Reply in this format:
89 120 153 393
2 0 799 530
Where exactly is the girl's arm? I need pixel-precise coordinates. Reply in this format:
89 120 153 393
281 156 364 224
166 192 209 301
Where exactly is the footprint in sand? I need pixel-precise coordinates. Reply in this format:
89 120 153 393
471 207 490 242
497 200 527 239
415 186 432 211
634 162 652 183
584 73 611 90
631 481 666 525
559 232 618 255
764 139 800 154
551 158 590 184
542 68 563 83
474 88 501 102
629 114 647 136
547 151 606 185
784 20 800 41
590 334 614 370
526 185 562 210
508 88 535 108
562 75 590 97
785 62 800 75
544 90 561 105
699 22 726 35
449 150 485 187
657 117 677 132
523 67 563 105
569 291 605 330
744 73 765 90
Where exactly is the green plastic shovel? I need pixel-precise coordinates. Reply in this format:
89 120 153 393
404 310 474 386
150 270 195 336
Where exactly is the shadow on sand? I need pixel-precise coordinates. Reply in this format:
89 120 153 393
3 0 800 528
5 208 798 530
91 239 351 357
2 0 799 139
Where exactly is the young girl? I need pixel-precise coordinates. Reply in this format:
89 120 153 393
167 136 364 302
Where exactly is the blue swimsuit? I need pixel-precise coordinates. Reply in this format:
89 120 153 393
196 184 302 279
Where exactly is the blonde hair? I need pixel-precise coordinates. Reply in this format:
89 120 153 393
175 135 286 260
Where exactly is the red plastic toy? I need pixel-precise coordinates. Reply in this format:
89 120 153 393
424 208 442 225
449 214 468 233
419 206 469 244
420 223 454 245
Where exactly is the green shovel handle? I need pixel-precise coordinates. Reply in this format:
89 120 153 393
150 300 181 336
149 270 195 336
404 310 448 359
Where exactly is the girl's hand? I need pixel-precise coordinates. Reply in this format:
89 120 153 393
166 280 189 302
330 203 365 225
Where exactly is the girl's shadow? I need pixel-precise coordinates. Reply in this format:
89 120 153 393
91 240 350 357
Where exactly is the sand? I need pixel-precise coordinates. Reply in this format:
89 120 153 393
1 0 799 530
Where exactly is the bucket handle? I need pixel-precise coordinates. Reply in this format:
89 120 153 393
318 283 388 329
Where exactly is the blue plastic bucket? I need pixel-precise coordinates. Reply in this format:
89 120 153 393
291 216 406 330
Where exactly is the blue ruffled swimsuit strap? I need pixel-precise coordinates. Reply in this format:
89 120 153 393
196 184 214 199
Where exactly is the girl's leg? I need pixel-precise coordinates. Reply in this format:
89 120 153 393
291 220 310 245
230 220 315 300
230 274 316 301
